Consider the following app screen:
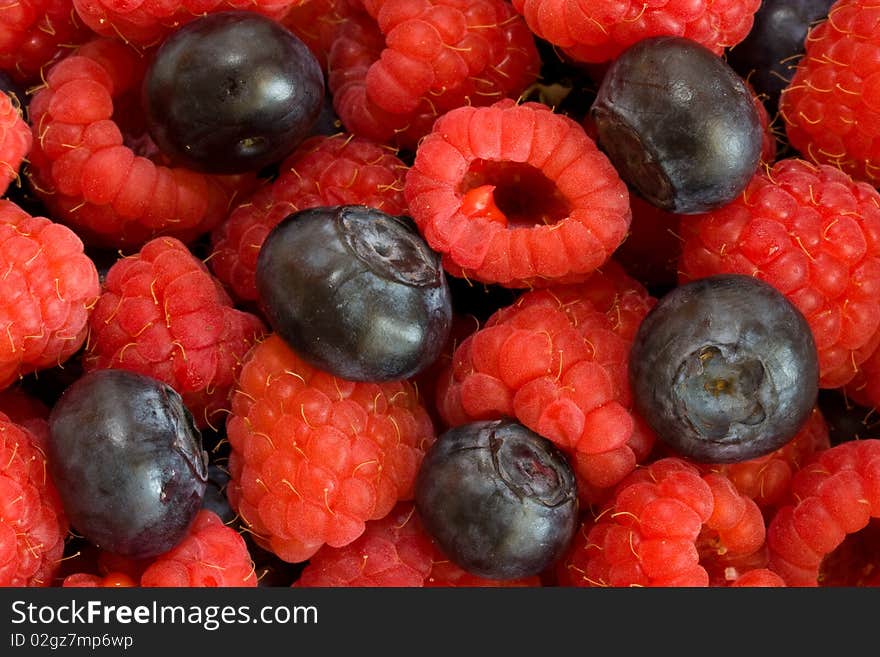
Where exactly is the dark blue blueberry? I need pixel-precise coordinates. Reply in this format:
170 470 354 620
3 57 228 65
415 418 579 580
591 36 762 214
629 274 819 463
48 369 208 558
142 11 324 174
256 204 452 382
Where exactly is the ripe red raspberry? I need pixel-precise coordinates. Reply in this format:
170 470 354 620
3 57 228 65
511 0 761 64
0 91 31 197
281 0 363 73
209 133 409 304
83 236 266 429
63 510 256 587
0 199 99 389
779 0 880 185
562 458 766 587
225 334 435 564
405 99 631 288
72 0 297 47
140 510 256 587
0 0 92 85
678 157 880 388
327 0 541 150
729 569 786 586
0 411 68 587
766 438 880 586
25 38 256 249
697 407 831 511
437 262 657 504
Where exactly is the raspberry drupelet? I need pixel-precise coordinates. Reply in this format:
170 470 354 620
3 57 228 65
678 157 880 389
25 38 257 249
82 236 266 429
766 438 880 586
225 334 435 564
0 91 31 197
209 133 409 305
437 262 657 505
327 0 541 150
0 199 100 390
510 0 761 64
0 411 69 587
562 458 767 587
779 0 880 185
405 99 631 288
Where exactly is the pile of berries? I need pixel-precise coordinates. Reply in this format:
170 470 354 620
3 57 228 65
4 0 880 589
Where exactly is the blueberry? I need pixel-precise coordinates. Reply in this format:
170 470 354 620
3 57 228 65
47 369 208 558
727 0 835 115
414 418 579 580
591 36 762 214
629 274 819 463
142 11 324 174
256 204 453 382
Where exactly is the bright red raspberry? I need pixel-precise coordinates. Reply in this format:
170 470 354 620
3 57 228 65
328 0 541 150
0 199 99 389
225 334 435 564
678 157 880 388
0 411 68 587
0 91 30 197
562 458 766 587
696 407 831 511
766 439 880 586
281 0 363 73
779 0 880 185
405 99 631 288
511 0 761 64
0 0 92 85
72 0 297 47
209 133 409 304
82 236 266 429
140 510 256 587
437 262 656 504
729 568 786 586
26 38 257 249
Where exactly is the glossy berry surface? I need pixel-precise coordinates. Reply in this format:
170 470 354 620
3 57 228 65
142 11 324 174
47 369 208 558
629 274 819 464
256 204 453 382
414 418 578 580
591 36 762 214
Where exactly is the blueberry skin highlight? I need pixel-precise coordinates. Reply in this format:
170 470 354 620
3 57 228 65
629 274 819 464
256 204 453 382
591 35 762 214
48 369 208 558
142 11 324 174
415 418 579 580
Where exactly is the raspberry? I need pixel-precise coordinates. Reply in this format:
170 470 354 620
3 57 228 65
281 0 363 73
82 236 266 429
436 262 657 503
696 407 831 511
424 556 542 587
678 157 880 388
225 334 435 564
511 0 761 64
0 199 100 389
766 439 880 586
327 0 541 150
562 458 766 587
63 510 257 587
0 411 68 587
140 510 256 587
779 0 880 185
25 38 256 249
0 91 31 197
404 99 631 288
71 0 297 47
209 133 409 304
0 0 92 85
729 569 786 586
